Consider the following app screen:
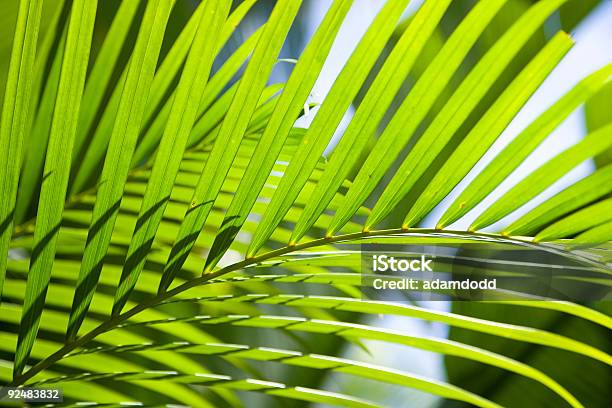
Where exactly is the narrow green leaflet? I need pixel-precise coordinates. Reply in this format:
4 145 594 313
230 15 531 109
113 0 232 314
152 0 258 120
70 3 200 193
14 27 67 225
491 299 612 330
2 274 233 363
471 122 612 231
70 72 125 193
586 78 612 167
0 0 44 299
439 64 612 229
145 0 258 120
290 0 452 244
70 342 500 408
14 1 67 224
326 0 509 236
242 90 293 136
0 1 19 110
190 23 265 124
71 0 141 162
571 219 612 249
14 0 98 379
66 0 174 341
24 0 66 145
536 198 612 242
506 163 612 236
247 0 413 257
1 276 249 408
400 32 573 229
153 0 302 287
198 0 355 276
55 131 318 262
0 332 212 406
0 267 254 408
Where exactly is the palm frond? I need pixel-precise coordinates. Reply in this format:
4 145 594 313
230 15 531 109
1 0 610 406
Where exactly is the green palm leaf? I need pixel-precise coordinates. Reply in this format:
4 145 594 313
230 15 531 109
67 0 175 341
439 64 612 229
0 0 45 299
471 123 612 231
399 32 573 229
1 0 610 406
122 313 583 408
326 0 511 236
248 0 414 256
291 0 452 244
200 0 355 275
158 0 303 290
536 198 612 242
113 0 232 315
14 0 98 378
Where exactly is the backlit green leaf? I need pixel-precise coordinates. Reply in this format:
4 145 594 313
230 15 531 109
201 0 355 275
153 0 302 287
14 0 67 224
127 314 583 408
471 123 612 231
134 26 265 163
71 1 259 194
67 0 174 341
34 370 382 408
14 26 67 225
159 293 611 365
248 0 413 256
571 220 612 249
0 0 45 299
113 0 232 314
15 0 98 378
439 64 612 229
71 0 141 163
506 163 612 236
400 32 573 229
291 0 452 244
535 198 612 242
326 0 510 236
69 341 501 408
